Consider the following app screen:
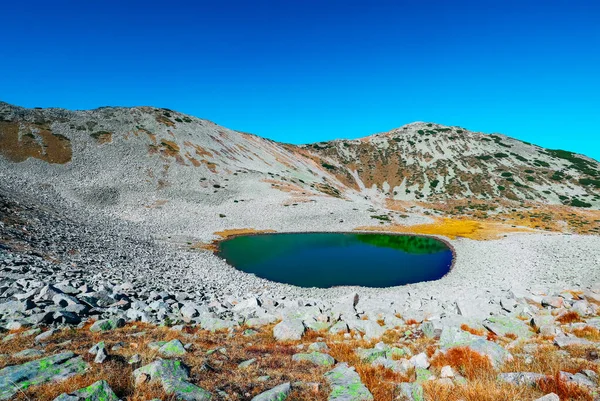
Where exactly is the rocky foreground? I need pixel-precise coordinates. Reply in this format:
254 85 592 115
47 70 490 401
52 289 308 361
1 255 600 401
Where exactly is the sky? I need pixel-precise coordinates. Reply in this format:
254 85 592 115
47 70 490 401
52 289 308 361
1 1 599 160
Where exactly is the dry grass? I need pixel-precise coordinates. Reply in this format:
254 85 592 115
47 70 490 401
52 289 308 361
537 372 594 401
556 311 583 324
460 324 485 336
3 320 598 401
423 379 538 401
571 326 600 341
430 347 495 381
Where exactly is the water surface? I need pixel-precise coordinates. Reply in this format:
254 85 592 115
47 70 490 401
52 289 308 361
217 232 453 288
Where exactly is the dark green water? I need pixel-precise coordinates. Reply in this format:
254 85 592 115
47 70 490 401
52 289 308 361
217 233 453 288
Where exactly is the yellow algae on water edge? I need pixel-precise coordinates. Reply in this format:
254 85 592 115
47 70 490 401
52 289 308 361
356 218 534 240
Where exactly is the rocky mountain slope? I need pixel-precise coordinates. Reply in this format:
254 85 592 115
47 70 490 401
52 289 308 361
1 102 599 218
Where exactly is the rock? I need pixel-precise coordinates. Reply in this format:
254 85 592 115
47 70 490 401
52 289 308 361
89 318 125 332
483 316 533 338
53 380 119 401
94 348 108 364
14 349 45 359
129 354 141 365
498 372 547 387
238 358 256 369
324 363 373 401
251 382 291 401
352 320 385 340
559 371 596 388
554 335 593 348
371 357 411 374
421 320 442 339
409 353 430 369
199 317 236 332
415 368 434 383
292 352 335 366
356 348 387 363
0 352 88 400
440 365 454 378
542 296 564 309
273 319 304 341
308 342 330 352
329 321 349 334
88 342 105 355
35 329 57 344
133 359 212 401
397 382 424 401
533 394 559 401
159 339 186 357
439 327 511 367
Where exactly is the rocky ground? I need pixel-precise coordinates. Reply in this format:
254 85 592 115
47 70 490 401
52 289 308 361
1 175 600 400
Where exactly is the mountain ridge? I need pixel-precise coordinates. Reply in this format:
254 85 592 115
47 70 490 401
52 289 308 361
1 101 599 217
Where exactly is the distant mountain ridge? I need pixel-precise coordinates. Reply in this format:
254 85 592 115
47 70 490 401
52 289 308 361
0 101 598 210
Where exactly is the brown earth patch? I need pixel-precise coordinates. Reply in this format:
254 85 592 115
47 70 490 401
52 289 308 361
90 131 113 144
0 121 72 164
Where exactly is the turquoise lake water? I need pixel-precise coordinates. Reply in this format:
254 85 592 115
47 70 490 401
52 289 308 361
217 233 453 288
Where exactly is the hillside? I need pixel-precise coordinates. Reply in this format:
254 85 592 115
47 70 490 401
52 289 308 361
1 102 598 214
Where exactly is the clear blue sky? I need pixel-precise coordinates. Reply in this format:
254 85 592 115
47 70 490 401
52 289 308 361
1 1 599 160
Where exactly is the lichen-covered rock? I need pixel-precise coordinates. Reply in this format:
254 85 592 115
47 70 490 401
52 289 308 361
159 339 186 357
356 348 387 363
250 382 291 401
324 363 373 401
0 352 88 400
397 382 424 401
483 316 533 338
53 380 119 401
133 359 211 401
273 319 304 341
292 352 335 366
498 372 547 387
89 318 125 332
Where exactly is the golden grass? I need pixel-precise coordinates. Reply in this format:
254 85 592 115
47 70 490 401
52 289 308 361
572 326 600 342
356 217 533 240
430 347 495 381
557 311 583 324
214 228 277 239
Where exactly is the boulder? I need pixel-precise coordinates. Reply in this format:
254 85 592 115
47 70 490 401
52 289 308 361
292 352 335 366
89 318 125 332
251 383 291 401
53 380 118 401
133 359 211 401
273 319 305 341
0 352 88 400
324 363 373 401
159 339 187 357
483 316 533 339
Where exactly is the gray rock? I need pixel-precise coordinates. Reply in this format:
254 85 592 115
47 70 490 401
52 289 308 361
53 380 119 401
409 353 430 369
14 349 45 359
498 372 547 387
397 382 424 401
273 319 304 341
324 363 373 401
292 352 335 366
238 358 256 369
0 352 88 400
89 318 125 332
483 315 533 338
533 394 559 401
554 335 593 348
133 359 212 401
251 382 291 401
159 339 186 357
308 342 330 352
